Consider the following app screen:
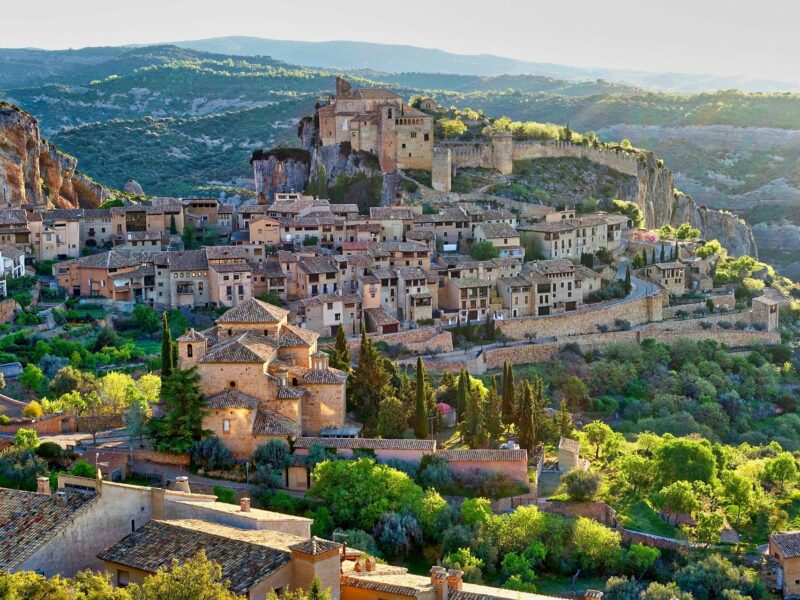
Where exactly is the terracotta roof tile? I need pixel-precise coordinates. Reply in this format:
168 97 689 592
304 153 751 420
252 409 300 436
438 449 528 462
217 298 289 324
206 389 260 409
295 437 436 451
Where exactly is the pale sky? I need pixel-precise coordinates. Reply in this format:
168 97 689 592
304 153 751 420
3 0 797 82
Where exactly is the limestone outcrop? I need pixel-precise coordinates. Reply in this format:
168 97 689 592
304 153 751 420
0 103 109 208
123 179 145 196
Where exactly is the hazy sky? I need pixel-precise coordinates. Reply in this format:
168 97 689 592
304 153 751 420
4 0 796 81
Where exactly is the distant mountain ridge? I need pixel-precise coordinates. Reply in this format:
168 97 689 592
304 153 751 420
171 36 800 93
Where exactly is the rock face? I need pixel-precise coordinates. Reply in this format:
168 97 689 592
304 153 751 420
123 179 144 196
0 103 109 208
635 152 757 258
251 149 311 202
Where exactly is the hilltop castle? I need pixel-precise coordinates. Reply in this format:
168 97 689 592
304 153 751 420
316 77 434 173
176 297 349 457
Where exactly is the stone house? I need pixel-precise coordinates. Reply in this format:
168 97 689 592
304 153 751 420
369 206 416 243
296 256 341 299
769 531 800 597
0 244 26 297
379 240 431 270
437 449 530 486
640 262 685 297
558 437 581 471
497 276 534 319
473 222 523 259
521 221 577 260
249 215 283 246
28 209 81 260
291 292 364 337
0 208 32 250
411 208 471 245
441 277 492 323
177 298 348 458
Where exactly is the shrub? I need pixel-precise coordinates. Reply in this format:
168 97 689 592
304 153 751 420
561 469 602 501
188 436 235 471
719 321 733 329
22 401 43 419
252 440 290 471
700 321 713 330
35 442 63 460
614 319 631 331
734 320 748 330
212 485 236 504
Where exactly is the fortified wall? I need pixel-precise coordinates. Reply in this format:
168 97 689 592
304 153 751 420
430 137 757 257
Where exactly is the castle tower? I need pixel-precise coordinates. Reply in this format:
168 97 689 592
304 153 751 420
491 133 514 175
377 104 398 173
335 76 352 98
752 296 779 332
432 147 452 192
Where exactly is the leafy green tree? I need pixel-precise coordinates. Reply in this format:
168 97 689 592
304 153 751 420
439 117 467 139
654 438 717 485
460 497 493 527
20 364 44 393
501 362 515 429
181 224 198 250
443 548 484 583
687 512 724 547
573 516 622 571
307 458 424 529
641 582 693 600
132 304 161 333
161 312 173 377
561 376 588 410
658 481 699 525
413 357 429 439
135 549 240 599
14 428 39 450
624 544 660 577
147 367 206 453
618 454 654 494
764 451 798 493
22 401 43 419
604 576 642 600
583 420 612 460
562 469 602 501
721 471 753 524
0 570 132 599
50 366 97 398
675 554 763 600
377 395 408 439
469 241 500 261
517 382 535 452
125 391 150 447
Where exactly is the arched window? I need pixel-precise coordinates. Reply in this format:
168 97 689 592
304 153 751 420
187 344 193 357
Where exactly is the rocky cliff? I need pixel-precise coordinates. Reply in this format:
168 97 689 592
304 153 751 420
635 152 757 257
0 103 109 209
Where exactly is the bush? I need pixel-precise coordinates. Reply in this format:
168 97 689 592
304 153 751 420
213 485 236 504
189 437 235 471
700 321 713 330
614 319 631 331
22 401 43 419
734 320 748 330
561 469 602 501
252 440 290 471
719 321 733 329
35 442 63 460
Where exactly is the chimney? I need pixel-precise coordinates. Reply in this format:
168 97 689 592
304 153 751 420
54 490 68 506
173 476 191 493
430 566 448 600
36 476 50 495
446 569 462 593
240 497 251 512
585 591 604 600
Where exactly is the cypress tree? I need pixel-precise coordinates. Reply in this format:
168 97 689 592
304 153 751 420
671 243 677 261
531 375 548 445
351 324 391 433
559 399 574 438
651 248 657 264
660 244 666 262
641 248 648 266
456 369 469 419
518 381 534 452
331 326 351 371
501 361 515 429
461 386 487 448
169 214 177 235
624 264 632 294
161 312 172 377
413 357 429 439
485 375 502 441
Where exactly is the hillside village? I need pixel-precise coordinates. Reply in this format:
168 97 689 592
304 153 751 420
1 74 800 600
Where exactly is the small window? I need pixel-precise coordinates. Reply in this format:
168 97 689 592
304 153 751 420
223 419 231 433
187 344 193 357
424 133 430 141
229 381 236 389
118 570 130 587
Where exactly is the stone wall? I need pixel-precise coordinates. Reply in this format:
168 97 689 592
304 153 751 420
133 448 191 466
496 292 662 340
0 298 19 323
484 328 780 370
0 412 75 435
347 327 453 357
534 499 618 526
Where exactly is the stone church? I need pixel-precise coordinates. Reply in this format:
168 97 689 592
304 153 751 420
177 298 349 458
316 77 434 172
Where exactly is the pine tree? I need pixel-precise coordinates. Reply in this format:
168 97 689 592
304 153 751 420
624 264 632 294
148 366 206 452
485 375 502 441
660 244 666 262
558 399 574 438
161 312 173 377
350 325 391 433
413 357 429 439
330 326 351 371
518 381 535 452
307 576 331 600
456 369 469 419
501 361 515 429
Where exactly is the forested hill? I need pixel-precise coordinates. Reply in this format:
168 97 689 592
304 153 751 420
3 43 800 275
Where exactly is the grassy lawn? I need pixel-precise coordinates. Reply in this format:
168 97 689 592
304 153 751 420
536 574 608 596
537 471 563 498
132 338 161 356
434 427 467 450
612 497 677 538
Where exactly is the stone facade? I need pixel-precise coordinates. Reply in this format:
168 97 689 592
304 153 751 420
176 298 349 459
